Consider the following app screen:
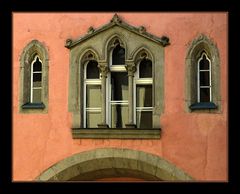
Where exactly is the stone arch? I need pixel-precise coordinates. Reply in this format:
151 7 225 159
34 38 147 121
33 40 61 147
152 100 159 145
36 148 193 181
20 40 49 66
104 34 127 62
131 46 154 65
79 47 100 65
186 34 220 62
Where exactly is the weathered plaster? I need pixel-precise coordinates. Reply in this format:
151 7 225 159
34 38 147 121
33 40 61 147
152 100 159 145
13 13 227 181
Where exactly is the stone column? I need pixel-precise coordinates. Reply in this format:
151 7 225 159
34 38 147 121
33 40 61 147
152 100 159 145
97 63 109 128
125 63 137 128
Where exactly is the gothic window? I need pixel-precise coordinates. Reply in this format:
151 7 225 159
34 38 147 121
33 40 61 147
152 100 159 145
31 56 42 103
112 44 125 65
198 52 211 103
84 60 101 128
135 58 153 128
67 14 168 138
186 35 220 111
108 40 128 128
20 40 49 112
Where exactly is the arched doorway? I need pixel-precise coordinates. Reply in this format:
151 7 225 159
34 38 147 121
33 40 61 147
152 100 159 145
36 148 193 181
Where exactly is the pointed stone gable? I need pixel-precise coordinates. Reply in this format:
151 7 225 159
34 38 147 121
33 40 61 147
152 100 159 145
65 14 170 49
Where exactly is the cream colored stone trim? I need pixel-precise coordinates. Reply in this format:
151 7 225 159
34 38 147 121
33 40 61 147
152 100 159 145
36 148 194 181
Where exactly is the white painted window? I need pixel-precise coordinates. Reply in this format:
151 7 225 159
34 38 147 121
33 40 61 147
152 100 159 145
197 52 212 102
84 60 102 128
107 42 128 128
134 58 153 128
30 56 42 103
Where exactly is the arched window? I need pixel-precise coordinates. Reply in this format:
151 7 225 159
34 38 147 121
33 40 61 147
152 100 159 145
31 56 42 103
84 60 101 128
86 60 100 79
197 52 211 103
139 58 152 78
108 41 128 128
186 35 220 111
135 58 153 128
112 44 125 65
20 40 49 112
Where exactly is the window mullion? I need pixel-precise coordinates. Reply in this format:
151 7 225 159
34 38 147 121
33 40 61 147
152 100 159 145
97 63 109 128
125 63 137 128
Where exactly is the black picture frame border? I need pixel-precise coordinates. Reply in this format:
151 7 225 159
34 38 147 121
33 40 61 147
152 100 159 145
0 0 239 193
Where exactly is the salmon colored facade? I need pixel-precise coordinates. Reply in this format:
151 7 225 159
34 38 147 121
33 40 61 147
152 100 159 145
13 12 228 181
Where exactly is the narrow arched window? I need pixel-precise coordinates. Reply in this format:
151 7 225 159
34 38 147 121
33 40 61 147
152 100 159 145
20 40 48 112
198 52 211 102
112 44 125 65
84 60 101 128
31 56 42 103
186 35 219 111
135 58 153 128
108 41 128 128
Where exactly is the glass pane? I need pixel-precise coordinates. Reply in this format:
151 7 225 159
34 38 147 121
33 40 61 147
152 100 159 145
86 85 101 107
200 71 210 86
136 85 152 107
33 57 42 72
111 72 128 101
33 80 42 87
136 111 152 128
139 59 152 78
86 112 101 128
200 88 210 102
32 88 41 103
199 55 209 70
87 60 99 79
33 73 42 82
112 45 125 65
111 105 128 128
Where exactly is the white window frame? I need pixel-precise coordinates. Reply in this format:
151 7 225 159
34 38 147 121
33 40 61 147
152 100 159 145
109 47 126 72
83 62 102 128
134 61 153 127
197 52 212 103
30 55 42 103
107 45 128 128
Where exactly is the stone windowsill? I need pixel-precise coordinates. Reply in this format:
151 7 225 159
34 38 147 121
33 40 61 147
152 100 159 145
72 128 161 139
22 102 45 109
189 102 217 110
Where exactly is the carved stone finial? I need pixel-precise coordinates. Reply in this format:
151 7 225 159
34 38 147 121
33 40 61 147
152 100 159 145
139 26 146 33
65 39 72 48
198 34 205 41
161 36 170 46
87 26 95 34
111 14 122 24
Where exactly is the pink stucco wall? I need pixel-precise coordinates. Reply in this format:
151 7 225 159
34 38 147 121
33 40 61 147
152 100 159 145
13 12 228 181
